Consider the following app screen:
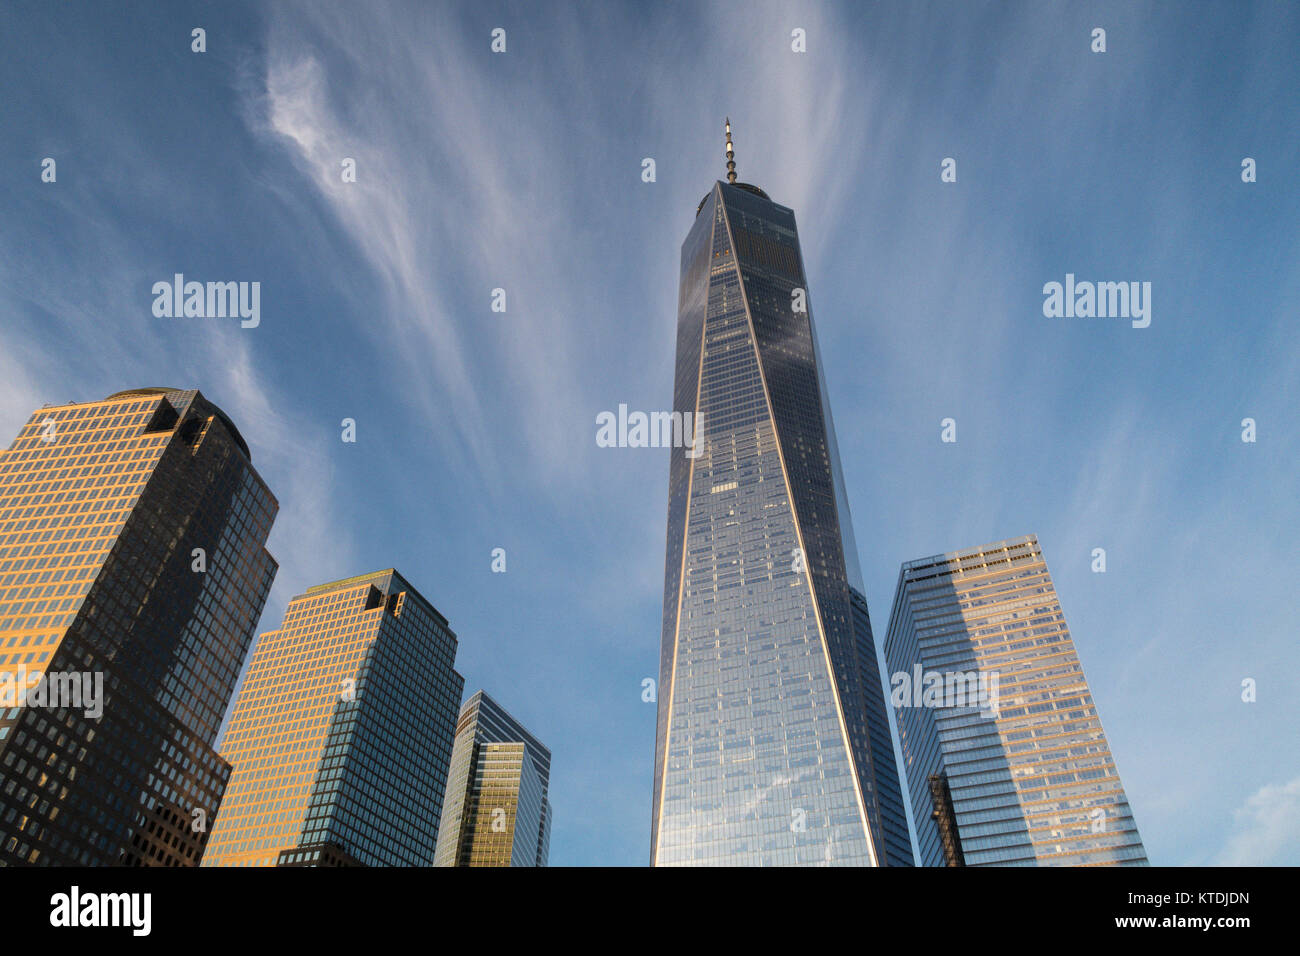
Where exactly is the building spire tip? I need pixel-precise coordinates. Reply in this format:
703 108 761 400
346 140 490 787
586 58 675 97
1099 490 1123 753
724 118 737 184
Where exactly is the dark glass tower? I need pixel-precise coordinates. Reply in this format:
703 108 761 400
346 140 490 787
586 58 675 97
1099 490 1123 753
651 125 911 866
0 388 277 866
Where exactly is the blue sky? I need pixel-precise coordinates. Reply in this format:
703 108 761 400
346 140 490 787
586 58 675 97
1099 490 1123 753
1 0 1296 866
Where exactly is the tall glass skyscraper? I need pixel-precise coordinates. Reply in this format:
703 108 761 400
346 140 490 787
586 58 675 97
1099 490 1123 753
883 535 1147 866
201 570 464 867
434 689 552 867
652 124 911 866
0 388 277 866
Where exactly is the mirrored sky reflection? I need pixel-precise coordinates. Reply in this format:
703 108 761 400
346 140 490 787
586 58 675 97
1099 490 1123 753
1 1 1297 865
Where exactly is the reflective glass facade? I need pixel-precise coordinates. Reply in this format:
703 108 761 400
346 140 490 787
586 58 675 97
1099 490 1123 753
0 388 277 865
201 570 464 867
883 535 1147 866
434 689 552 867
652 180 910 866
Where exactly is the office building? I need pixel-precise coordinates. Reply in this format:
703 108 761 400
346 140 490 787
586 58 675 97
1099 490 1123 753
434 690 552 867
883 535 1147 866
652 124 911 866
201 570 464 867
0 387 277 865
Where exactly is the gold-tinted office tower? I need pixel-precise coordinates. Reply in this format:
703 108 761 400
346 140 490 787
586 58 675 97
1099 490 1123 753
0 388 278 866
884 536 1147 866
202 570 464 867
434 690 552 867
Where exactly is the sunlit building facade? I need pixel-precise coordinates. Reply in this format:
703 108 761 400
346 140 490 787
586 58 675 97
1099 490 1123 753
201 570 464 867
883 535 1147 866
434 690 552 867
652 126 911 866
0 387 277 865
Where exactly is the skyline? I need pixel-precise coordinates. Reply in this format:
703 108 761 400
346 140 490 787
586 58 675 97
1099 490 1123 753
2 0 1298 866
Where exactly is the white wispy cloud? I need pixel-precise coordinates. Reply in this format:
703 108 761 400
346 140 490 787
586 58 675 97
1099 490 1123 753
1215 776 1300 866
251 4 617 498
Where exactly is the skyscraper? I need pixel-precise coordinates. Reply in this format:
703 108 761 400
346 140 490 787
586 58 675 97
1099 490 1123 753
651 123 911 866
201 570 464 867
883 535 1147 866
0 387 277 866
434 689 552 867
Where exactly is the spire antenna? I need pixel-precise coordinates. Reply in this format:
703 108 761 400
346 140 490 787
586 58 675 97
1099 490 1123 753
724 117 737 184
